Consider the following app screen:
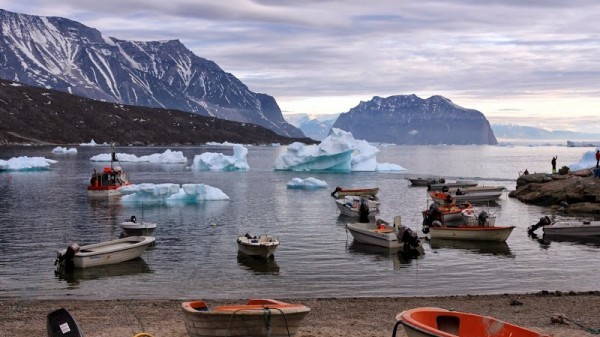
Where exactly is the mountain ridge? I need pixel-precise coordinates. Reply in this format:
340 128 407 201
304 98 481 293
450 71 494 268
0 8 303 138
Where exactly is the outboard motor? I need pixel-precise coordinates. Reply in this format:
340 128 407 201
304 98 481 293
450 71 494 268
330 186 342 198
358 199 370 223
47 308 84 337
442 186 449 193
477 210 489 226
54 243 80 271
527 216 552 235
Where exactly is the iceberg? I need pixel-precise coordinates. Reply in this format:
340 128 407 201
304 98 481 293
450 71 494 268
52 146 77 154
90 149 187 164
119 183 230 204
191 144 249 171
569 148 600 171
80 139 109 146
0 156 57 171
274 128 405 172
286 177 328 189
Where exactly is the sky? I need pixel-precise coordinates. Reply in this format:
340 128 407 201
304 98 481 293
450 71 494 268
1 0 600 132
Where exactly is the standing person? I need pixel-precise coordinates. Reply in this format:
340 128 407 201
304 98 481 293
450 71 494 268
551 156 557 174
596 150 600 168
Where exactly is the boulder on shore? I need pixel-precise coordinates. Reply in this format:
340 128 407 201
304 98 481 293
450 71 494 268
509 169 600 214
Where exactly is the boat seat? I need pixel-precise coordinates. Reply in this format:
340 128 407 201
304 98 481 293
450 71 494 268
436 315 460 335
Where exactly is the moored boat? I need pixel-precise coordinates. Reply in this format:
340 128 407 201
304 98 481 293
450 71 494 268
54 236 155 269
430 190 503 204
335 195 379 218
347 216 424 254
393 307 550 337
406 177 445 187
87 147 131 197
528 216 600 237
181 299 310 337
237 234 280 259
427 179 478 191
330 186 379 199
422 202 473 225
426 225 514 242
119 216 157 237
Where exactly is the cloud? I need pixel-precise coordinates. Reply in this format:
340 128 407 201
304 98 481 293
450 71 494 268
2 0 600 132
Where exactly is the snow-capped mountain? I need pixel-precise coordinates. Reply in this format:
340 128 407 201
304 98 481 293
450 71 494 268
332 94 497 145
0 9 303 137
284 113 339 140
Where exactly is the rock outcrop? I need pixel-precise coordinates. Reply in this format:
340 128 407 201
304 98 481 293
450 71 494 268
509 170 600 214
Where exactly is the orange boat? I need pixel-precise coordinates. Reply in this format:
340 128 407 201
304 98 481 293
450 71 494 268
87 147 131 197
181 299 310 337
393 307 550 337
422 202 472 224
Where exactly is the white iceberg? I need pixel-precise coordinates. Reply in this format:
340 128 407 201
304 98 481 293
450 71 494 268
80 139 109 146
52 146 77 154
286 177 328 189
90 149 187 164
205 141 242 147
274 128 405 172
119 183 230 204
0 156 57 171
569 148 600 171
191 144 249 171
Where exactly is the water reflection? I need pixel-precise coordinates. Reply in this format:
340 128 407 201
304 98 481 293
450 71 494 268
540 233 600 247
428 238 514 257
346 241 423 269
54 258 152 285
237 254 280 274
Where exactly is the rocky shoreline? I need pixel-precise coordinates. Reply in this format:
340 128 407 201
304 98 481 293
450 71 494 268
509 168 600 214
1 292 599 337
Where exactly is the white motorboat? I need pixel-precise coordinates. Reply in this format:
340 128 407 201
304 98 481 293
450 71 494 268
54 236 155 269
346 216 423 254
119 215 157 237
426 179 478 191
426 225 514 242
237 234 279 259
335 195 379 218
529 216 600 236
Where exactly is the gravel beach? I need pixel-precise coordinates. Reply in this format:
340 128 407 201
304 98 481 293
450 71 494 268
2 292 599 336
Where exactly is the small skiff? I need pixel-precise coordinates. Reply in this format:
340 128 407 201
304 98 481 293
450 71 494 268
406 177 445 187
426 179 478 191
330 186 379 199
427 225 514 242
394 307 550 337
54 236 155 269
346 217 403 248
422 202 473 224
544 220 600 236
237 234 280 259
430 191 503 204
335 195 379 218
181 299 310 337
119 216 157 237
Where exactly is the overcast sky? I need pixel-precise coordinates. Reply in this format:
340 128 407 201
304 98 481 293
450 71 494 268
2 1 600 132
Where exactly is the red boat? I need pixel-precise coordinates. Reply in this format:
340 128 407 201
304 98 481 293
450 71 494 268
87 148 130 197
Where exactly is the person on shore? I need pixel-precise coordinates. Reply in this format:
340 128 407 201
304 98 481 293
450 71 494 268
551 156 557 174
596 150 600 168
523 169 529 175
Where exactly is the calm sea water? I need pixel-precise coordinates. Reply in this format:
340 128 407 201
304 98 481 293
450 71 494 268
0 144 599 300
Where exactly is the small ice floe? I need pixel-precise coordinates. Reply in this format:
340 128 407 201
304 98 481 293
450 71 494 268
286 177 328 189
52 146 77 154
80 139 109 146
0 156 57 171
191 144 249 171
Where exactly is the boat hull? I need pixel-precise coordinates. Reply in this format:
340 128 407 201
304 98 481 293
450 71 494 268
86 187 121 198
119 221 157 237
57 236 154 268
181 299 310 337
543 221 600 236
346 222 400 248
396 307 549 337
427 180 478 191
429 226 514 242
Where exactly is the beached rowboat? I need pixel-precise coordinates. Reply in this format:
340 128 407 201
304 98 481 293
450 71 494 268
181 299 310 337
394 307 550 337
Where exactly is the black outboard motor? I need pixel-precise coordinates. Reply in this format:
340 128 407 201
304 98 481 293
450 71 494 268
477 210 489 226
527 216 552 235
358 199 370 223
397 225 424 257
442 186 449 193
54 243 80 271
330 186 342 198
47 308 84 337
